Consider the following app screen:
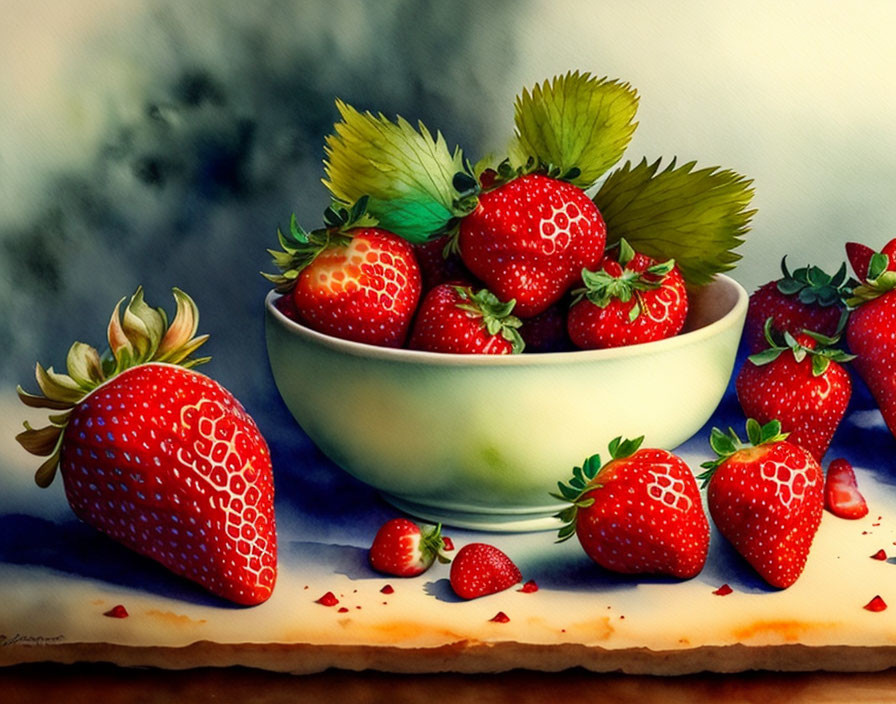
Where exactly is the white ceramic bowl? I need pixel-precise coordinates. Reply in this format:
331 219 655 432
265 275 748 531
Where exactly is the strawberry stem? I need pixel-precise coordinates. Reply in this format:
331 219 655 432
698 419 788 486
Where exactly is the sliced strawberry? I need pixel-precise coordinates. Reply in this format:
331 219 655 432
449 543 521 599
368 518 447 577
824 458 869 519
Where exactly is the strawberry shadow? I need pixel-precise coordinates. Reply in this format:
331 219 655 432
283 540 375 581
423 578 464 603
0 513 242 608
695 528 780 594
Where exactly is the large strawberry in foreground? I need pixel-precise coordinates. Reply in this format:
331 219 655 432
553 437 709 579
699 420 823 589
16 288 277 605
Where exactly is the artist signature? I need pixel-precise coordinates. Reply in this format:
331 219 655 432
0 633 65 647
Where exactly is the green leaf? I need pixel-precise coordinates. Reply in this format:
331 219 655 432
508 71 639 189
747 348 784 366
594 158 756 286
811 354 831 376
746 418 762 446
322 99 471 242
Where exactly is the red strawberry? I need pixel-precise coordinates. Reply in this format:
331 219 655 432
566 239 688 349
449 543 521 599
743 258 851 354
519 303 572 353
458 173 606 318
735 320 854 462
408 283 524 354
368 518 447 577
845 238 896 440
265 203 421 348
824 458 868 519
16 288 277 605
847 239 896 284
699 420 823 589
553 437 709 578
413 235 472 293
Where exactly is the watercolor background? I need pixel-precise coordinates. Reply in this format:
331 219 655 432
2 0 895 428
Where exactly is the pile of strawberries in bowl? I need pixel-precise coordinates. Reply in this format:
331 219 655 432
265 71 755 357
263 71 756 530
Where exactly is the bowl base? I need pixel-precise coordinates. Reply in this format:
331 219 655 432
380 493 564 533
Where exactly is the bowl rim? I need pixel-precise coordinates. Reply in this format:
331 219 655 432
264 274 748 367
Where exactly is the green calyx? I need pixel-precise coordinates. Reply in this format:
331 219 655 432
322 99 476 243
775 257 854 307
421 523 452 566
697 419 788 486
551 436 645 542
453 285 525 354
507 71 639 190
847 252 896 306
16 287 210 488
571 239 675 322
747 317 855 377
262 200 372 293
594 157 756 286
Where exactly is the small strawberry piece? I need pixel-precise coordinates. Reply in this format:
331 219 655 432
824 458 869 520
442 537 455 552
554 437 710 579
15 288 277 606
368 518 447 577
104 605 129 618
846 238 896 442
519 580 539 593
713 584 734 596
490 611 510 623
700 419 824 589
449 543 521 600
743 258 851 354
408 283 524 354
380 584 395 594
567 239 688 349
871 549 888 561
338 607 349 613
317 591 339 606
735 323 854 462
864 595 888 612
458 173 607 318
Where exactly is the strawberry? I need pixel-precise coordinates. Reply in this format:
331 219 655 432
457 172 607 318
566 239 688 349
368 518 448 577
734 320 854 462
845 238 896 440
518 303 572 353
846 239 896 285
15 288 277 605
449 542 521 599
553 437 709 578
412 235 472 293
824 458 869 519
699 420 823 589
743 258 852 354
408 283 524 354
264 201 421 348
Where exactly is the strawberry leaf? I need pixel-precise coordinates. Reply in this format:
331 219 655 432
322 100 472 242
594 158 756 286
508 71 639 190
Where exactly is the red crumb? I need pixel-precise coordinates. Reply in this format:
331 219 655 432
713 584 734 596
338 607 349 613
490 611 510 623
871 549 888 561
316 591 339 607
518 580 539 593
103 605 129 618
380 584 395 594
442 537 455 551
873 523 881 527
864 596 888 612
